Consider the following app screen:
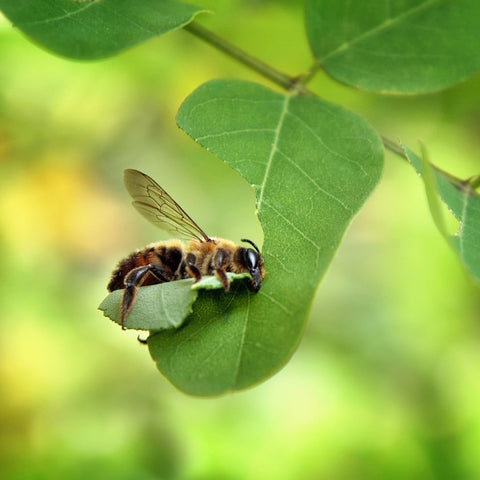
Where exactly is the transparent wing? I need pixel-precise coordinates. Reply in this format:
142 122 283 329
123 169 210 242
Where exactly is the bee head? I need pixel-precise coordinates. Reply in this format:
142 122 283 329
240 239 264 292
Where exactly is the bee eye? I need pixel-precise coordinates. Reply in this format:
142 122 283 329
244 249 259 270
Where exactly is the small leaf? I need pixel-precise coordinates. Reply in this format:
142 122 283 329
99 279 197 331
0 0 205 60
147 79 384 395
192 272 251 290
416 143 451 241
402 142 480 282
305 0 480 94
98 272 250 331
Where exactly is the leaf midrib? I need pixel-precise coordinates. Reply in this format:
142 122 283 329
231 93 290 390
257 95 290 210
232 289 251 390
458 193 469 261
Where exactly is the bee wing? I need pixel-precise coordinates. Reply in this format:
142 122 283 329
123 169 210 242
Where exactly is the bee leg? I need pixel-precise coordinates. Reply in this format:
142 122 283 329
186 253 202 283
212 248 231 293
214 268 230 292
121 265 168 329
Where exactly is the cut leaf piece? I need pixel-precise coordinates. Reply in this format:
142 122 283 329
192 272 251 290
305 0 480 94
402 142 480 282
99 272 250 330
99 279 197 331
0 0 205 60
147 79 384 395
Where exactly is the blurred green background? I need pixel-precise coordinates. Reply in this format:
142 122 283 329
1 1 480 479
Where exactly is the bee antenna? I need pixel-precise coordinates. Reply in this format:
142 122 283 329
241 238 260 254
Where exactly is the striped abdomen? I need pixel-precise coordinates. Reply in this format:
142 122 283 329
107 240 187 292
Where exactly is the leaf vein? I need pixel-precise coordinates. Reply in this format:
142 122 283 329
159 287 175 327
285 110 369 176
17 3 96 26
233 290 251 388
187 97 284 120
276 148 353 212
263 199 321 255
264 252 295 275
258 291 292 315
196 128 276 142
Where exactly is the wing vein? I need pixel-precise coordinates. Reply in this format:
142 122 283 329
124 169 210 241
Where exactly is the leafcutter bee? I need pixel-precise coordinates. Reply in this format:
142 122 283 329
108 169 265 328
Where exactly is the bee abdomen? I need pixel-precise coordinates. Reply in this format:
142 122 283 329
108 252 139 291
107 242 186 292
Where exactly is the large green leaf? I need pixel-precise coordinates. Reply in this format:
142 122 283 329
0 0 205 59
305 0 480 94
146 80 384 395
402 143 480 282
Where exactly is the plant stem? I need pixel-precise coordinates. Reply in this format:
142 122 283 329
184 22 297 92
468 175 480 190
392 137 468 191
381 135 405 158
184 21 410 160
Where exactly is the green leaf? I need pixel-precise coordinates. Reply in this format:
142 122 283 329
402 142 480 282
415 143 451 241
305 0 480 94
0 0 205 60
99 279 197 331
192 272 251 290
147 79 384 395
98 273 250 330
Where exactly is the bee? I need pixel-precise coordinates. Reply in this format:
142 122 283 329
108 169 265 329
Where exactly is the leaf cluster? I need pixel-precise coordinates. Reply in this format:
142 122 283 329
2 0 479 395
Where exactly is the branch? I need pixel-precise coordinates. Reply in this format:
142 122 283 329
185 21 405 160
184 22 297 92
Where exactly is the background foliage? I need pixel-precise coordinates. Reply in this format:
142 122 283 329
1 0 480 478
